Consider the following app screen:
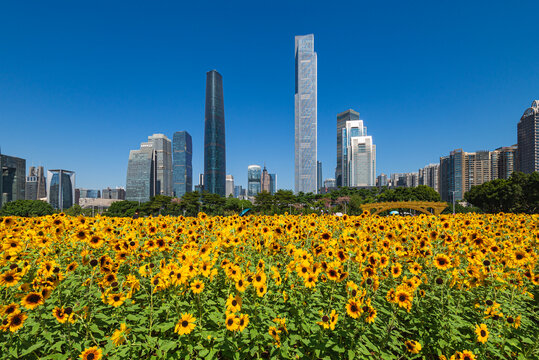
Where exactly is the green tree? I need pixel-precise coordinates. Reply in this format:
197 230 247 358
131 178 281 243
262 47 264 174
104 201 139 217
273 190 296 214
0 200 54 217
254 191 273 213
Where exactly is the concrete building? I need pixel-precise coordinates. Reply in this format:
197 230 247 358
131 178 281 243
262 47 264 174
336 109 360 187
102 187 126 200
317 161 322 194
0 154 26 208
491 145 518 179
126 142 156 203
25 166 46 201
344 120 376 186
323 178 336 188
376 173 388 187
295 34 317 194
261 165 271 193
517 100 539 174
419 164 440 193
47 170 75 210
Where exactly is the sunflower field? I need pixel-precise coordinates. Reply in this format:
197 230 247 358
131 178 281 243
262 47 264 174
0 213 537 360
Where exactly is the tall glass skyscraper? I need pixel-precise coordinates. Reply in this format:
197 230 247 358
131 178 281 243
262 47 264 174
247 165 261 197
0 154 26 208
344 120 376 187
336 109 360 187
46 170 75 210
126 142 156 203
295 34 317 194
148 134 173 196
204 70 226 196
517 100 539 174
172 131 192 197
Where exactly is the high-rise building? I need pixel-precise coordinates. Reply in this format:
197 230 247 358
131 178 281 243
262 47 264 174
295 34 317 194
261 165 271 193
466 151 492 189
323 178 336 188
419 164 440 193
269 174 277 195
226 175 234 198
344 120 376 186
173 131 193 197
47 170 75 210
102 187 126 200
0 154 26 208
517 100 539 174
491 145 518 179
25 166 46 201
376 173 388 187
126 142 156 203
247 165 261 197
336 109 360 187
204 70 226 196
148 134 173 196
317 161 322 193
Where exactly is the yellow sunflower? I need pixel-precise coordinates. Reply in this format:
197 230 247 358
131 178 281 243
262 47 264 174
474 323 488 343
79 346 102 360
174 313 196 335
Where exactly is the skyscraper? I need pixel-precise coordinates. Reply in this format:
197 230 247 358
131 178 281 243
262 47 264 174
317 161 322 194
126 142 156 203
418 164 440 193
517 100 539 174
204 70 226 196
226 175 234 198
148 134 173 196
491 145 518 179
261 165 271 193
173 131 193 197
269 174 277 195
247 165 261 197
25 166 46 201
0 154 26 208
295 34 317 194
336 109 360 187
344 120 376 186
102 187 126 200
47 170 75 210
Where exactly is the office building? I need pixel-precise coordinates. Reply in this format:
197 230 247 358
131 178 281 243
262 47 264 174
517 100 539 174
419 164 440 193
261 165 271 193
204 70 226 196
248 165 261 197
76 188 100 205
324 178 336 188
126 142 156 203
25 166 46 201
148 134 173 196
491 145 518 179
344 120 376 186
0 154 26 208
376 173 388 187
295 34 317 194
336 109 360 187
317 161 322 193
102 187 126 200
466 151 492 189
47 170 75 210
173 131 193 197
226 175 234 198
269 174 277 195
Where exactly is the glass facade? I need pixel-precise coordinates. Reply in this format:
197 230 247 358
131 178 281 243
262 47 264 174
295 34 317 194
46 170 75 210
0 154 26 208
148 134 173 196
173 131 193 197
126 145 156 203
336 109 360 187
269 174 276 195
345 120 376 187
248 165 261 197
517 100 539 174
204 70 226 196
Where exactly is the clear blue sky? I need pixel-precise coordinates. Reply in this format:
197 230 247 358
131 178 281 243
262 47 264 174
1 1 537 191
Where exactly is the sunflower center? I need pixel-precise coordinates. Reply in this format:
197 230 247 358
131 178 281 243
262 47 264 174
182 320 189 327
232 300 237 306
399 295 406 302
480 330 486 337
28 294 41 303
12 316 21 325
87 353 95 360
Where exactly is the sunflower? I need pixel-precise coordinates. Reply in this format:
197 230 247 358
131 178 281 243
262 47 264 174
252 272 266 287
329 309 338 330
235 278 247 292
175 313 196 335
79 346 102 360
53 307 68 323
304 274 317 288
225 314 239 331
21 292 45 310
391 263 402 278
7 312 28 332
0 269 21 287
395 290 413 311
404 340 422 354
226 294 242 313
190 280 204 294
2 303 20 317
256 284 267 297
66 261 78 272
237 313 249 332
346 299 362 319
434 254 452 270
365 306 377 323
107 293 127 307
268 326 281 342
111 323 131 346
460 350 476 360
474 323 488 343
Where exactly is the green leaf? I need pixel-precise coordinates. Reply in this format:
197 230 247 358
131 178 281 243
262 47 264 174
348 349 356 360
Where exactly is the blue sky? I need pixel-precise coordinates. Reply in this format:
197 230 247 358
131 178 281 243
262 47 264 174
1 1 538 191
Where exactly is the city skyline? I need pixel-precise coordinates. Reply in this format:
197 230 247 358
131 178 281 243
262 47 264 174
1 2 538 191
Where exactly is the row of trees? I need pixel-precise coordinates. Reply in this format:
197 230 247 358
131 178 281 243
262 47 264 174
465 172 539 214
